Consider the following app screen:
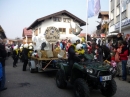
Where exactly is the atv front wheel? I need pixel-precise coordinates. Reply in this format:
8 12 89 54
74 78 90 97
100 79 117 97
56 69 67 89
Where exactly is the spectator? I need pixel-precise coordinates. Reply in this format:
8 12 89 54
102 45 111 61
0 38 7 91
106 40 112 50
66 39 71 51
115 41 122 77
94 44 103 62
119 41 128 81
117 33 123 42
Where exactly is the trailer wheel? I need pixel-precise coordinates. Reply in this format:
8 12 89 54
29 66 35 73
29 61 35 73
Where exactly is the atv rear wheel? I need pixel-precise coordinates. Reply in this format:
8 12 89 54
74 78 90 97
56 69 67 89
100 79 117 97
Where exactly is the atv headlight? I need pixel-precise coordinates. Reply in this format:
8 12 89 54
109 67 113 72
109 67 117 75
86 69 93 74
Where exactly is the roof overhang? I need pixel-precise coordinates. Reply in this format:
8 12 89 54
98 11 109 18
27 10 86 30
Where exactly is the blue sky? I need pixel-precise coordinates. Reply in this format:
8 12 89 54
0 0 109 39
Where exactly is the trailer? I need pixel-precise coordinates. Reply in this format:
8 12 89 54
29 26 69 73
29 56 67 73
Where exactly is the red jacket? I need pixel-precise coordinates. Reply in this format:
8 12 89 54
111 56 115 61
120 50 128 60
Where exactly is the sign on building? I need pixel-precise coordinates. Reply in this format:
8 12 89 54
44 27 60 44
115 18 130 29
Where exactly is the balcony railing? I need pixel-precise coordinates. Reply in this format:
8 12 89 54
111 0 114 11
116 10 127 23
117 0 120 6
110 19 114 26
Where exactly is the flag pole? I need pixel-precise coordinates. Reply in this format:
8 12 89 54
119 0 122 33
86 0 88 42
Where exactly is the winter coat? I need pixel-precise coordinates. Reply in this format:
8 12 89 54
115 47 122 62
22 48 29 61
68 45 80 63
12 49 19 60
0 43 6 67
120 46 128 61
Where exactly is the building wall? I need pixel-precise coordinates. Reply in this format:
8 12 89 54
32 16 79 38
23 37 32 44
32 15 79 39
31 14 81 50
109 0 130 36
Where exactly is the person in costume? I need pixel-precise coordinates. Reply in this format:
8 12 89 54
22 44 29 71
12 45 19 67
28 46 33 59
75 44 85 55
19 46 23 62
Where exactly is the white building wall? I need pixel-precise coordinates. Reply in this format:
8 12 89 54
31 15 81 50
109 0 130 35
33 15 79 37
128 3 130 18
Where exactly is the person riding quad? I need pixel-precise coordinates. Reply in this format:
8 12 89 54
68 37 84 75
75 44 85 55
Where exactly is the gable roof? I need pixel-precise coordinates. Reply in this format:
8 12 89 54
0 25 7 39
27 10 86 29
22 28 32 37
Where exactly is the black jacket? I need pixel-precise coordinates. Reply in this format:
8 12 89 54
0 43 6 67
22 48 29 61
68 45 80 63
12 50 19 59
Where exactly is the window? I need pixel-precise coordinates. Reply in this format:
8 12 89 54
63 18 71 23
69 28 76 34
53 17 61 22
122 0 127 12
111 10 114 19
111 0 114 11
39 28 41 34
116 5 120 15
59 28 66 34
34 29 38 36
28 38 32 42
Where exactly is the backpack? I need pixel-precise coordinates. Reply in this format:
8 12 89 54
0 62 3 81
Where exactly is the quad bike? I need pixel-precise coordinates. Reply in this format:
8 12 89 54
56 54 117 97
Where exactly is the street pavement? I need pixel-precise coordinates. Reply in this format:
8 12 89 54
0 57 130 97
